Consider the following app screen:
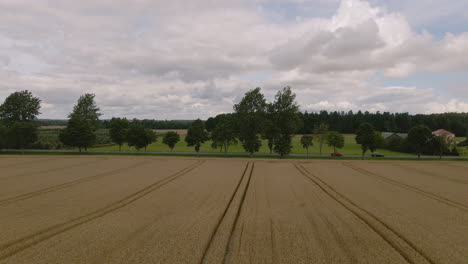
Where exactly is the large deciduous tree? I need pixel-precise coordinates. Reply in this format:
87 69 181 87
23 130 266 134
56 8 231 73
0 90 41 151
60 93 101 152
69 93 101 128
210 114 237 155
234 88 267 157
408 125 432 158
355 123 376 159
0 90 41 123
269 87 301 158
109 118 129 151
326 131 345 153
185 119 209 154
59 117 96 152
300 135 313 158
162 131 180 151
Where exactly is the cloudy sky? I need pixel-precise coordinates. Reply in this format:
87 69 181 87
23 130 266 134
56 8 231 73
1 0 468 119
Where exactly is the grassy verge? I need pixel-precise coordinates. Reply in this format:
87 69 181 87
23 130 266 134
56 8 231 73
2 150 467 162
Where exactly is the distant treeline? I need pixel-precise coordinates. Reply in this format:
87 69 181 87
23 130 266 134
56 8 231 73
207 111 468 136
298 111 468 136
39 111 468 136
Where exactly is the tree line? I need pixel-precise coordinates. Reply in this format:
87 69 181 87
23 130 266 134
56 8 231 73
1 89 467 158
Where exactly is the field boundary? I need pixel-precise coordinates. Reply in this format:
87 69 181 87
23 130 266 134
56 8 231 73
0 160 205 261
2 149 468 161
342 162 468 212
294 163 435 264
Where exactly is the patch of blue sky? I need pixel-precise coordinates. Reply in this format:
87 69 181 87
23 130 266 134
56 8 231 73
376 71 468 97
238 72 271 82
257 1 338 23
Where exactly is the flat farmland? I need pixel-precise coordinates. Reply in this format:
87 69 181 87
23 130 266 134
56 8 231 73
0 156 467 264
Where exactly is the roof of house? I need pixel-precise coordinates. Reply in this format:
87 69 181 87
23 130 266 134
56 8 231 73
432 129 455 136
382 132 408 139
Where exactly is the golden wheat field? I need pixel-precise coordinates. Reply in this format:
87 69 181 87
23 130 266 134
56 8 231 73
0 155 467 264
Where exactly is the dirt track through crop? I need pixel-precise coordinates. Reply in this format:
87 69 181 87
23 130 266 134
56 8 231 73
1 156 467 263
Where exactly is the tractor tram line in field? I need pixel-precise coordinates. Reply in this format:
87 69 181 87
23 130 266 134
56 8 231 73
199 162 254 264
0 160 204 261
0 160 149 206
294 163 435 264
341 162 468 212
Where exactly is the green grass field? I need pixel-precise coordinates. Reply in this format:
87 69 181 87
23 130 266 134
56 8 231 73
89 134 412 156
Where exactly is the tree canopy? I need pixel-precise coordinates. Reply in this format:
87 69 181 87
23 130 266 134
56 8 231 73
210 114 237 155
0 90 41 150
60 94 101 151
69 93 101 129
326 131 345 153
59 117 96 152
185 119 209 153
0 90 41 124
314 123 329 155
408 125 432 158
355 123 376 159
109 118 129 151
269 87 301 157
234 87 267 156
162 131 180 151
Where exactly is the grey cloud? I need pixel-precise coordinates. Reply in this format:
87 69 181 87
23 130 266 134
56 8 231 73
0 0 467 119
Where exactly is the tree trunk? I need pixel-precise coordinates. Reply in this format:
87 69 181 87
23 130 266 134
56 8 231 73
306 148 309 159
119 144 122 152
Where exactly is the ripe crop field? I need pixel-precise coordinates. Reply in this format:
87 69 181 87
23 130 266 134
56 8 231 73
0 156 467 263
